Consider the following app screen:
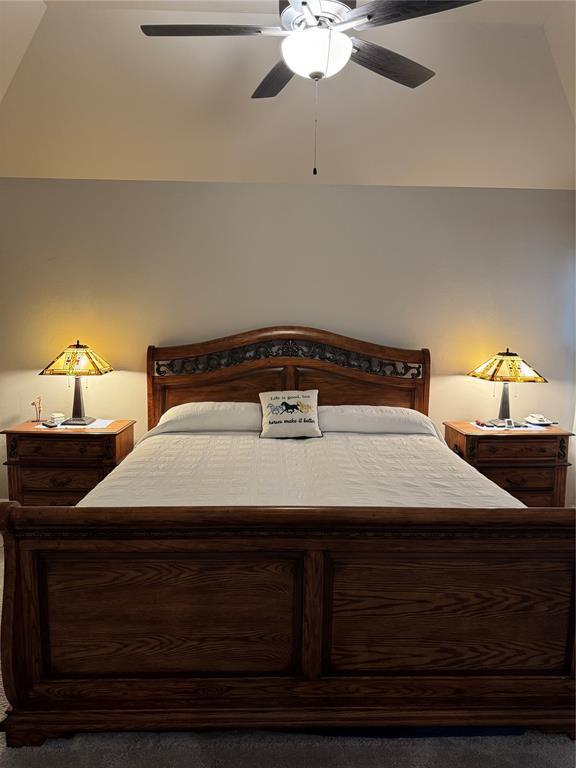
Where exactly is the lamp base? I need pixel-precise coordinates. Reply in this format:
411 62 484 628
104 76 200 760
62 416 95 426
498 381 510 420
65 377 94 425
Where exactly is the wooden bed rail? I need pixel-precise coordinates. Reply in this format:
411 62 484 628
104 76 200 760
2 502 574 532
1 501 574 747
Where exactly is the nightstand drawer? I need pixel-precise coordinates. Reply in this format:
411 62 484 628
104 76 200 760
21 492 87 507
21 467 103 491
482 467 554 491
16 437 109 461
477 439 558 461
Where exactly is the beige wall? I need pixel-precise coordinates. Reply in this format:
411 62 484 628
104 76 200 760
544 0 575 117
0 179 574 500
0 1 46 105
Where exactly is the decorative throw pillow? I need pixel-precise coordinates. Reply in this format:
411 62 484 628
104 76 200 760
259 390 322 439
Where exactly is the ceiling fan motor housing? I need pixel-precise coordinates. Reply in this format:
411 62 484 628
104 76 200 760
281 0 351 30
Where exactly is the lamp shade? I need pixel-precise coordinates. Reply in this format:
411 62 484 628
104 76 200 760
467 349 546 383
39 341 113 377
281 28 352 80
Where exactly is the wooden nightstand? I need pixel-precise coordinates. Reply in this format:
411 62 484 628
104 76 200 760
2 420 135 506
444 421 572 507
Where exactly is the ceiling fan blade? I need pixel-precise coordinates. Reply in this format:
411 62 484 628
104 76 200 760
350 37 434 87
345 0 480 30
252 61 294 98
141 25 284 37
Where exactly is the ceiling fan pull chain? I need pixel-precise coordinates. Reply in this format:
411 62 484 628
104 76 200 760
313 79 319 176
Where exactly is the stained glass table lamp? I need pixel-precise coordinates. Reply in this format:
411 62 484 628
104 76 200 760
39 341 113 425
467 348 546 426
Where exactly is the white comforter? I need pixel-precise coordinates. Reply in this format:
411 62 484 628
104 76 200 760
80 432 523 508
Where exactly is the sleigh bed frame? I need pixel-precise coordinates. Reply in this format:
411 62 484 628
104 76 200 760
1 326 574 746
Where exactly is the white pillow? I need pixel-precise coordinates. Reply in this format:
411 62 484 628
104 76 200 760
155 402 261 433
318 405 443 441
259 390 322 439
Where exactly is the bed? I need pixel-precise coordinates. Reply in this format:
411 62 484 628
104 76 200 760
1 326 573 746
79 411 524 509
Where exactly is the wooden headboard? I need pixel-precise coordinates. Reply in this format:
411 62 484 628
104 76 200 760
147 326 430 429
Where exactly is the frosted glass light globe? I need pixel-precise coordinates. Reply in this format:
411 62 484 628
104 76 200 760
281 28 353 80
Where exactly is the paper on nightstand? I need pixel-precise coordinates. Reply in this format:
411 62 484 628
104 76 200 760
468 422 544 431
35 419 114 429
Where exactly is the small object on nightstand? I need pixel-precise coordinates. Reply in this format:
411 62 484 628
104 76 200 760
39 340 113 426
41 420 58 428
444 420 573 507
2 420 135 506
524 413 554 427
30 396 43 422
467 349 547 427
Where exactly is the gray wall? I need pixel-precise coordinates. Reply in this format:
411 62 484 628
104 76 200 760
0 179 574 499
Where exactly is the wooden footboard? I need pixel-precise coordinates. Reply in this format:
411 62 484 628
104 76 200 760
1 502 573 747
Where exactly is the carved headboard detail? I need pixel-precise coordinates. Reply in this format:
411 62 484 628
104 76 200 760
147 326 430 429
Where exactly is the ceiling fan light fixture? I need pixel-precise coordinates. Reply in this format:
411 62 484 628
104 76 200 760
281 27 352 80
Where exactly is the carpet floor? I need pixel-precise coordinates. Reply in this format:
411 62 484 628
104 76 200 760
0 729 573 768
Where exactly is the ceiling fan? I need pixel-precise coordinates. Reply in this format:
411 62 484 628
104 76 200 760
141 0 480 98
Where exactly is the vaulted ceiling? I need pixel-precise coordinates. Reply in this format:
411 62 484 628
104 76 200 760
0 0 574 187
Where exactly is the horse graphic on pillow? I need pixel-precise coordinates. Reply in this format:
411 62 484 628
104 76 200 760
280 401 301 414
267 400 314 416
267 401 305 415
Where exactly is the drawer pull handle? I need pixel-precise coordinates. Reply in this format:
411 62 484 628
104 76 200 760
51 475 72 488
